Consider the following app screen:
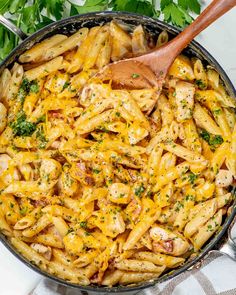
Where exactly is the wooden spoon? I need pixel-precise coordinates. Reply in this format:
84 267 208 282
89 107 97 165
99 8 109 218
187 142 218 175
98 0 236 89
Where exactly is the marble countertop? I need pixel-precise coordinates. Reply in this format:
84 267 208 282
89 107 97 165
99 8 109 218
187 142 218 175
0 2 236 295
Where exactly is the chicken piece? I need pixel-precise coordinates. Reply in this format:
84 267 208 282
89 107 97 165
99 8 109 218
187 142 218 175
215 169 233 187
150 225 190 256
0 154 20 185
108 183 131 204
30 243 52 260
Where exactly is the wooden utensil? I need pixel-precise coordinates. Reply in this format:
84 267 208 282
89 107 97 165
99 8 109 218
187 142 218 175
99 0 236 89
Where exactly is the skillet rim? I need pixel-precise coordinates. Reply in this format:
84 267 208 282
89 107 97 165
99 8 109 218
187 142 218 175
0 11 235 293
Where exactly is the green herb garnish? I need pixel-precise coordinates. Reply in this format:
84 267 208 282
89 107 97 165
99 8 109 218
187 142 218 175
199 129 224 149
196 79 206 89
80 221 88 229
131 73 140 79
135 184 145 197
10 111 36 137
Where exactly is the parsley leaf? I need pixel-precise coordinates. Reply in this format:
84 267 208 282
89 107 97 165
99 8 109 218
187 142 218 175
17 78 39 104
199 129 224 149
39 0 65 20
10 111 36 137
178 0 201 14
135 183 145 197
161 1 193 27
112 0 159 17
70 0 109 15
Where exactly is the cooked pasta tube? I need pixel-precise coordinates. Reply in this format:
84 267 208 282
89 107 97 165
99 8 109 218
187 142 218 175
44 28 89 61
153 162 190 192
115 259 165 273
11 237 48 271
14 208 41 230
52 249 73 266
123 209 160 250
0 68 11 105
184 199 217 238
6 63 24 103
133 251 185 268
183 119 202 154
42 205 79 222
22 215 51 238
132 25 148 54
83 25 109 70
156 30 168 47
226 123 236 177
50 216 69 237
19 34 68 63
24 56 63 81
211 142 230 175
192 209 222 250
101 270 123 286
48 260 89 285
73 250 99 268
76 110 116 134
163 142 207 166
193 103 222 135
174 195 195 230
68 26 100 73
33 234 64 249
119 271 162 285
0 208 12 236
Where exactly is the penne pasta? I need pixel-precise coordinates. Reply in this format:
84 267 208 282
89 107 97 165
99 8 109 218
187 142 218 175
24 56 63 81
19 34 68 63
44 28 89 61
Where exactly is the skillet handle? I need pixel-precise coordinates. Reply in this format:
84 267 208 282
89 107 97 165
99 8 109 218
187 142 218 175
0 15 27 40
217 213 236 261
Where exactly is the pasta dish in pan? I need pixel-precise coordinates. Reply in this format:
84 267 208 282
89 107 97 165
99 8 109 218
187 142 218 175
0 21 235 286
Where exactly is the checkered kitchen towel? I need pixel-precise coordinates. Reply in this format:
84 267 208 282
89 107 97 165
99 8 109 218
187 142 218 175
30 252 236 295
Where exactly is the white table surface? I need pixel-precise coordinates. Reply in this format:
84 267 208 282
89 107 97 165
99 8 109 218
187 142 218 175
0 2 236 295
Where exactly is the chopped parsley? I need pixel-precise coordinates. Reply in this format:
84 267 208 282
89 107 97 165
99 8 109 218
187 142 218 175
115 112 121 117
20 207 28 215
135 184 145 197
131 73 140 79
213 109 222 116
62 81 70 90
207 224 214 232
17 78 39 104
36 115 46 124
93 169 101 174
67 228 74 235
188 172 198 184
175 201 184 212
196 79 206 89
199 129 224 149
185 195 195 201
10 111 36 137
79 221 87 229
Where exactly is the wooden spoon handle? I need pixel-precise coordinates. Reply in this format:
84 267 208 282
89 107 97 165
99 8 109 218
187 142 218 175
137 0 236 76
169 0 236 57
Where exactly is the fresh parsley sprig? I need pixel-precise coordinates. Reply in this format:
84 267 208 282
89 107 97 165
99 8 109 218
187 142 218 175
0 0 201 62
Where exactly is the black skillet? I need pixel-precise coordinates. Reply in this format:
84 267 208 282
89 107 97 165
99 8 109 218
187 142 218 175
0 11 235 294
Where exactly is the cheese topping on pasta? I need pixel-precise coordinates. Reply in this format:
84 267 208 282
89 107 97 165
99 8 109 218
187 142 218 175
0 21 235 287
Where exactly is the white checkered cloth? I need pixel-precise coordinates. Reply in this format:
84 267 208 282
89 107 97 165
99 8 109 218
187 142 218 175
30 252 236 295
